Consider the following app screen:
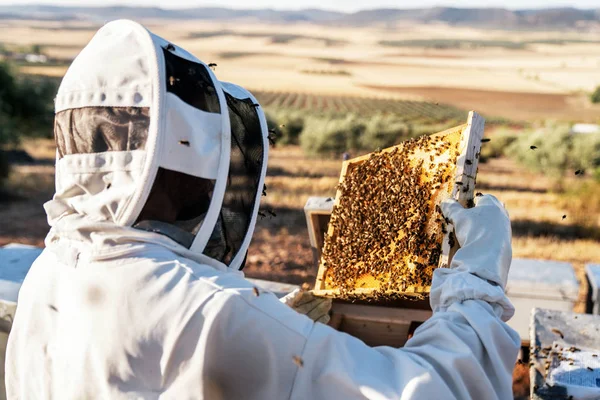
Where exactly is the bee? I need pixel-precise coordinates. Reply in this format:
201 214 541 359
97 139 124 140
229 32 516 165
252 287 260 297
475 192 483 197
588 367 594 371
165 43 176 51
530 145 537 150
481 138 491 143
267 209 277 217
208 62 217 69
262 184 267 197
455 181 463 186
178 140 190 146
258 211 266 219
465 160 472 165
562 215 567 220
575 170 584 176
448 232 456 248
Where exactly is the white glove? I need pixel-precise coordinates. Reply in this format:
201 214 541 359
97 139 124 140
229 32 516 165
440 194 512 289
281 289 332 324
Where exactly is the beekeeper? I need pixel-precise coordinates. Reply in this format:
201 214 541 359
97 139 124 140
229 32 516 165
6 20 520 400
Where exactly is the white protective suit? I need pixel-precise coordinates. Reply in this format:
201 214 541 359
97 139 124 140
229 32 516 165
6 20 520 400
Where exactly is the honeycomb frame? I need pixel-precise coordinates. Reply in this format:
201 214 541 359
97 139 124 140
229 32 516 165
313 111 485 301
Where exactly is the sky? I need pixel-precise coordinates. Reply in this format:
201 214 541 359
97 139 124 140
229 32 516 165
2 0 600 12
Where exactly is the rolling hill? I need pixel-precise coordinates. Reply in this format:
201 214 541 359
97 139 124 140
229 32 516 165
0 5 599 30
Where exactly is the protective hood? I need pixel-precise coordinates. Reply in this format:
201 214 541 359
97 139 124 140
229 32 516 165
45 20 268 270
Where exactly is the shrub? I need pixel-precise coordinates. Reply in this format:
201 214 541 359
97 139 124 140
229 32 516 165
300 114 366 156
479 133 518 163
591 86 600 104
359 113 411 151
265 110 305 145
0 62 58 186
506 122 600 180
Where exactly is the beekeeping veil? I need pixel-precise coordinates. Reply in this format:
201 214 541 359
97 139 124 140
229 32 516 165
48 20 268 270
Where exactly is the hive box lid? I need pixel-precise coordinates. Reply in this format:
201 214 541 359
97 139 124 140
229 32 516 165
0 244 43 304
506 258 579 301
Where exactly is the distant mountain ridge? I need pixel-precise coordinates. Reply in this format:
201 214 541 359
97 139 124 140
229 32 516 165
1 5 600 29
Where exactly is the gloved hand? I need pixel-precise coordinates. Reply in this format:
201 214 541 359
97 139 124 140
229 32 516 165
440 194 512 290
281 289 332 324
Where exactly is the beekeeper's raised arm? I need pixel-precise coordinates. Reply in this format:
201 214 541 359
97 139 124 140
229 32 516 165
6 20 518 400
288 194 519 400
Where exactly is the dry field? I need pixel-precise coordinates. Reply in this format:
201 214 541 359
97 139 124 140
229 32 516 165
2 19 600 121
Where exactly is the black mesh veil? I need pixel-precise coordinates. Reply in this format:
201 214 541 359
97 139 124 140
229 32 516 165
133 49 222 248
202 92 264 267
51 25 265 269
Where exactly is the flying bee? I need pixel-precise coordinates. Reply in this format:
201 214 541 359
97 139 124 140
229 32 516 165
178 140 190 146
575 170 584 176
481 138 491 143
551 328 564 339
252 287 260 296
267 209 277 217
208 62 217 69
562 215 567 220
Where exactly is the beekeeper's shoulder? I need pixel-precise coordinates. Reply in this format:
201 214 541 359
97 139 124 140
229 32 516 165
144 247 315 340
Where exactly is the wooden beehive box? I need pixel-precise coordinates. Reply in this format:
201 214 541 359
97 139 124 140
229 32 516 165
313 111 485 301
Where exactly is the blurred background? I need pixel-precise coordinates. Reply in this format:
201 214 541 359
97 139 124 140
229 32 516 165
0 1 599 318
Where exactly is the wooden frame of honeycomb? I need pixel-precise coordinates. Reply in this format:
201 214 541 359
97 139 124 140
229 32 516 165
313 111 485 301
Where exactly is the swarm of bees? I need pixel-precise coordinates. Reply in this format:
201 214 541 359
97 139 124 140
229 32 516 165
319 130 465 300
